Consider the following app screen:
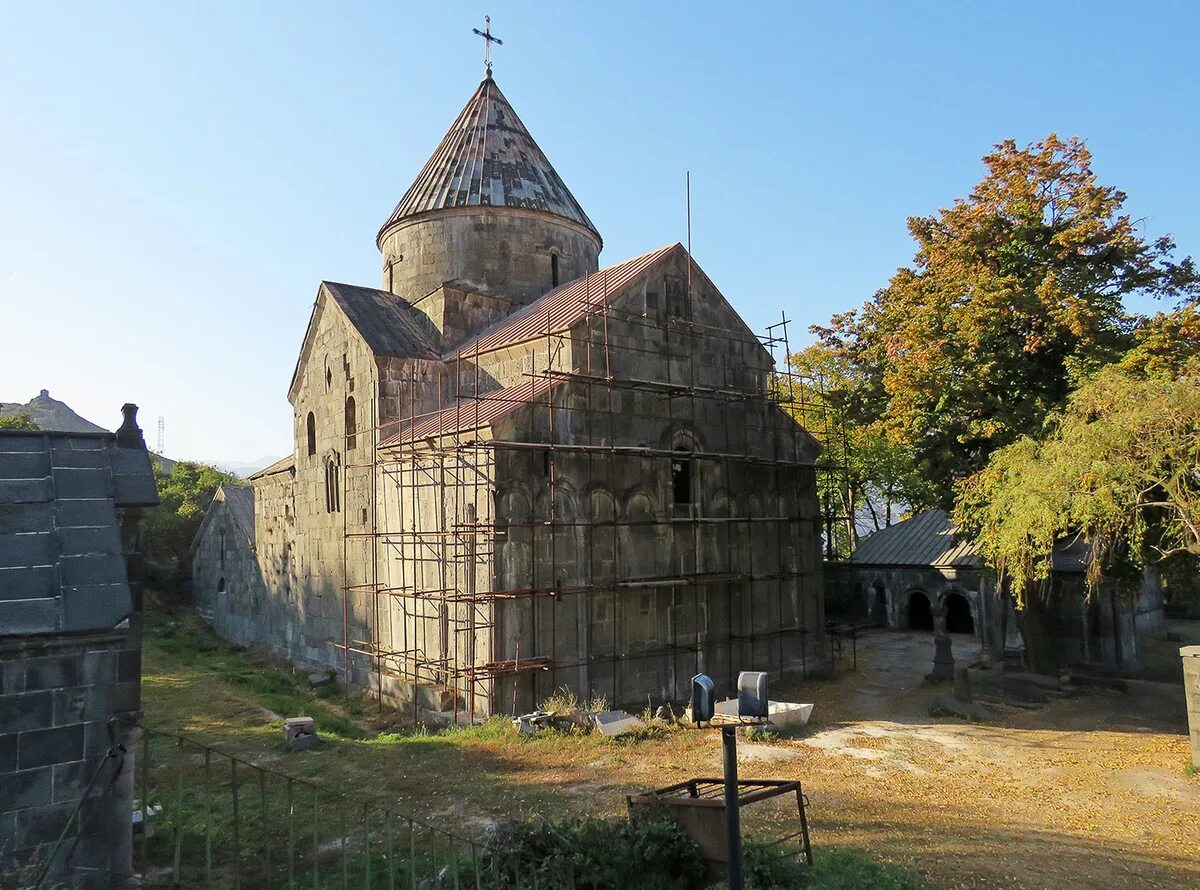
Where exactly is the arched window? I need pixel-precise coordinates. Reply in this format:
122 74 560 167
551 252 560 288
671 446 693 507
306 412 316 457
217 577 225 594
325 455 340 514
345 396 357 450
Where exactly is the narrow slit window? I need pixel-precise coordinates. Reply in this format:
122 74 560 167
306 412 316 457
671 450 692 506
551 253 560 287
345 396 357 450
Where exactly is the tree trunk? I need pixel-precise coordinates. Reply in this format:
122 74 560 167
1014 583 1068 675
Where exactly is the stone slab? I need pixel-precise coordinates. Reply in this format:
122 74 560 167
594 710 646 737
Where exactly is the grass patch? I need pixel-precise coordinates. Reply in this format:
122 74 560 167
143 609 367 739
1185 761 1199 778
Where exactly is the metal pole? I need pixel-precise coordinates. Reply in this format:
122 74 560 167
721 726 743 890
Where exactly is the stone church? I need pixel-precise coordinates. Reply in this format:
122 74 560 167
193 71 826 718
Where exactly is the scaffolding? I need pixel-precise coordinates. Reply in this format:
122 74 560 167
333 276 852 722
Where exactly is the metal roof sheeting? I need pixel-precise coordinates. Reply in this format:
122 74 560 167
852 509 978 568
448 243 679 360
379 77 599 242
380 375 558 448
852 508 1086 573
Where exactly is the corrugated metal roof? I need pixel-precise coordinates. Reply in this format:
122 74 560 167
219 486 256 546
322 282 441 360
380 375 558 448
379 76 599 243
852 508 1086 573
448 244 679 360
852 509 978 568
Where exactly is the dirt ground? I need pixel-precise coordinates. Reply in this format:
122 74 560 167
764 628 1200 889
142 616 1200 889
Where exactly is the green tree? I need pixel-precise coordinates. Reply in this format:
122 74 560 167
143 460 237 590
0 411 39 430
817 134 1199 506
785 343 936 554
954 361 1200 609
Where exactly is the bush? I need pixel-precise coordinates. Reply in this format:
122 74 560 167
480 817 707 889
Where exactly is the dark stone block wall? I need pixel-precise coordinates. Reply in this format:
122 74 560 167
0 635 137 888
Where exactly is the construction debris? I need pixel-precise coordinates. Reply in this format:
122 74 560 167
512 710 555 734
713 697 814 730
593 710 647 737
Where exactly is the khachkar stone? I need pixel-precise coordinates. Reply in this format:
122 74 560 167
926 604 955 684
1183 646 1200 767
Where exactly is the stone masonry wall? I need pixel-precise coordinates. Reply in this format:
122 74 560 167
0 634 137 888
380 207 600 308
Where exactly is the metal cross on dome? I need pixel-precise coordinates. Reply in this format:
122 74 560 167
472 16 503 77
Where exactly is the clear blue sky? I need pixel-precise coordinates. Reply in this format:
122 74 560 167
2 1 1197 462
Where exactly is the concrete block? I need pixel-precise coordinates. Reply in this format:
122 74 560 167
24 655 81 692
61 584 130 632
0 531 56 569
52 685 111 725
0 452 52 480
0 565 57 602
18 724 84 769
16 802 74 849
0 477 53 504
82 720 112 759
52 759 95 803
0 502 54 536
0 597 60 635
0 733 18 771
57 525 122 557
0 767 53 809
59 554 126 587
55 498 115 529
283 716 317 750
0 690 53 733
51 468 109 499
48 449 108 469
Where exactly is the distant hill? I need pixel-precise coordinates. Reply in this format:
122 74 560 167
210 456 285 478
1 389 109 433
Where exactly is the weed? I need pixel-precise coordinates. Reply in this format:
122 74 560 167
1185 761 1199 778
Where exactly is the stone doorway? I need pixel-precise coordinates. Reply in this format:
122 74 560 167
907 590 933 631
945 592 974 634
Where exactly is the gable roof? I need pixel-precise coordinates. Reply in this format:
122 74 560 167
249 454 296 480
323 282 441 359
219 485 256 546
852 508 1086 573
852 509 978 568
378 76 599 244
0 429 157 636
287 282 441 402
448 243 678 360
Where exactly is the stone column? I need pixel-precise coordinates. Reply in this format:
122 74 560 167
1183 646 1200 768
926 603 955 684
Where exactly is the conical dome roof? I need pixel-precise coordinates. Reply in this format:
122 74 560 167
378 77 599 245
